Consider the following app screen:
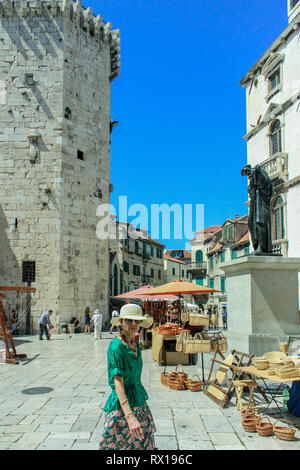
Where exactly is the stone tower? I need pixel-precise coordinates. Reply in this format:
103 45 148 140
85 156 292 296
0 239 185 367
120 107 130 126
0 0 120 332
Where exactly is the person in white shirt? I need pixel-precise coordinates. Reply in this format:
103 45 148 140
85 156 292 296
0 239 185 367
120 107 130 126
110 309 120 334
92 310 103 340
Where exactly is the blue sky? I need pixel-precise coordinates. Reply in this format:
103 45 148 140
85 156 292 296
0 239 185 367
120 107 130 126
83 0 287 249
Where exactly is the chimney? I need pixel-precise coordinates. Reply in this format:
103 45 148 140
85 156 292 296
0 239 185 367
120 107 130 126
235 214 239 220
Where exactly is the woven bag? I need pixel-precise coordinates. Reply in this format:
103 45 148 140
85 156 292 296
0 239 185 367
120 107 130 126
273 419 296 441
196 332 212 353
161 366 171 387
175 331 189 352
217 331 228 353
189 313 210 327
183 334 198 354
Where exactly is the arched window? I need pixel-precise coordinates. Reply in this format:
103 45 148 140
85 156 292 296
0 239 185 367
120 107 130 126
273 196 285 240
270 120 282 155
113 264 118 296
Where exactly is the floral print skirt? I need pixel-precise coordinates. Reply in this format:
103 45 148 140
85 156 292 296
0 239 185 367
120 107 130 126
99 402 156 450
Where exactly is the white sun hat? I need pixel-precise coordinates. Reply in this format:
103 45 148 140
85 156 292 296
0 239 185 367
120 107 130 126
111 303 153 329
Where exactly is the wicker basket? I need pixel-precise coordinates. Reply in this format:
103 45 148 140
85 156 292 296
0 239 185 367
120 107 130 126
174 363 188 381
256 416 273 437
242 409 261 433
187 375 202 392
169 374 185 390
273 419 296 441
161 366 171 387
241 408 257 419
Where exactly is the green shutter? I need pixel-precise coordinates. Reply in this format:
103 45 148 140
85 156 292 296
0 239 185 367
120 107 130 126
220 251 225 263
221 277 225 292
210 279 214 289
209 256 214 268
196 277 204 286
231 248 238 260
196 250 203 264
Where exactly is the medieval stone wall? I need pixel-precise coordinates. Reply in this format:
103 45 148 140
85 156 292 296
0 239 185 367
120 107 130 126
0 0 120 332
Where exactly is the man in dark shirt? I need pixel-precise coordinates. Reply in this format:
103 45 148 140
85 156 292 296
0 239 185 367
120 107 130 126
38 310 53 340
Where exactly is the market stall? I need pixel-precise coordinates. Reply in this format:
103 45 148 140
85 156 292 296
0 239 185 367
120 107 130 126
140 280 222 371
115 286 178 348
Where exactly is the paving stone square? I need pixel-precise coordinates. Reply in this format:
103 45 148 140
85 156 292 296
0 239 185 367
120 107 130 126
0 332 300 450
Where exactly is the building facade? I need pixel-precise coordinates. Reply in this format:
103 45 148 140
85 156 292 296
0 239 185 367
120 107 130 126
109 221 165 299
189 217 250 309
240 0 300 258
0 0 120 331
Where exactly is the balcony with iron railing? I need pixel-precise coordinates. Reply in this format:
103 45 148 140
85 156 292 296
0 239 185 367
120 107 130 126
186 261 207 275
260 152 288 182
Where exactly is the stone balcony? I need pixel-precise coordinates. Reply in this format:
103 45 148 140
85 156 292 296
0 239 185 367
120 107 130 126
260 152 288 182
272 239 288 257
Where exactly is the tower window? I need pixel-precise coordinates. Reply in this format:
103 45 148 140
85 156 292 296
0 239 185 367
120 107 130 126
268 69 281 91
22 261 36 283
77 150 84 161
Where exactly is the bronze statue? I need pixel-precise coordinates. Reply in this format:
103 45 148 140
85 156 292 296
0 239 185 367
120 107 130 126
241 164 273 254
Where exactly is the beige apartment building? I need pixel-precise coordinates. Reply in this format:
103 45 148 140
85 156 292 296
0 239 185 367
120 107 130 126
189 217 250 309
109 221 165 300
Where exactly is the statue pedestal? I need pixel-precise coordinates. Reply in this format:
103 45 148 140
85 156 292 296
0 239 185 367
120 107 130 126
221 256 300 356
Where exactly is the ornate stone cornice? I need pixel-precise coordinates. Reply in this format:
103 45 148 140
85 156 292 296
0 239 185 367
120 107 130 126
0 0 121 81
240 11 300 87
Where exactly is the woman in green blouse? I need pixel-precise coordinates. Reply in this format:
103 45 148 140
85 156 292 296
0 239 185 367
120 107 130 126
99 304 156 450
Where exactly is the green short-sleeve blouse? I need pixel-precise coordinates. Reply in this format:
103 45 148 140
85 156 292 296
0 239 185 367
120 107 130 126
104 337 149 413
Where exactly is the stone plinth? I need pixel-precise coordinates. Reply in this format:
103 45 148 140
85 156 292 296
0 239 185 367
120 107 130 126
221 256 300 355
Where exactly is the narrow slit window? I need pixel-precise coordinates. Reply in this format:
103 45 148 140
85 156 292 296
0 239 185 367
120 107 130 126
77 150 84 161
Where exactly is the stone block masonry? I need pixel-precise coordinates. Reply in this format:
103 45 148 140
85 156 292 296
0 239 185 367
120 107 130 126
0 1 121 332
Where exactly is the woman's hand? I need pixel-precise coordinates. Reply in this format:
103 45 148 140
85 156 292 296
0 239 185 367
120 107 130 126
127 415 144 441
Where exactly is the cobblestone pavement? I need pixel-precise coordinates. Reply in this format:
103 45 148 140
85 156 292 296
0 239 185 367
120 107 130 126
0 332 300 450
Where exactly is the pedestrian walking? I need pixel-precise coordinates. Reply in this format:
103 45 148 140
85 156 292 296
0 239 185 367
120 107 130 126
110 309 120 334
38 310 54 340
84 307 91 335
207 306 212 330
222 306 228 330
99 304 156 450
211 305 219 331
92 309 103 340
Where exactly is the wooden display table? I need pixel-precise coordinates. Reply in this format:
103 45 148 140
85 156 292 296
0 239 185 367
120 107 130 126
237 365 300 418
152 329 194 365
